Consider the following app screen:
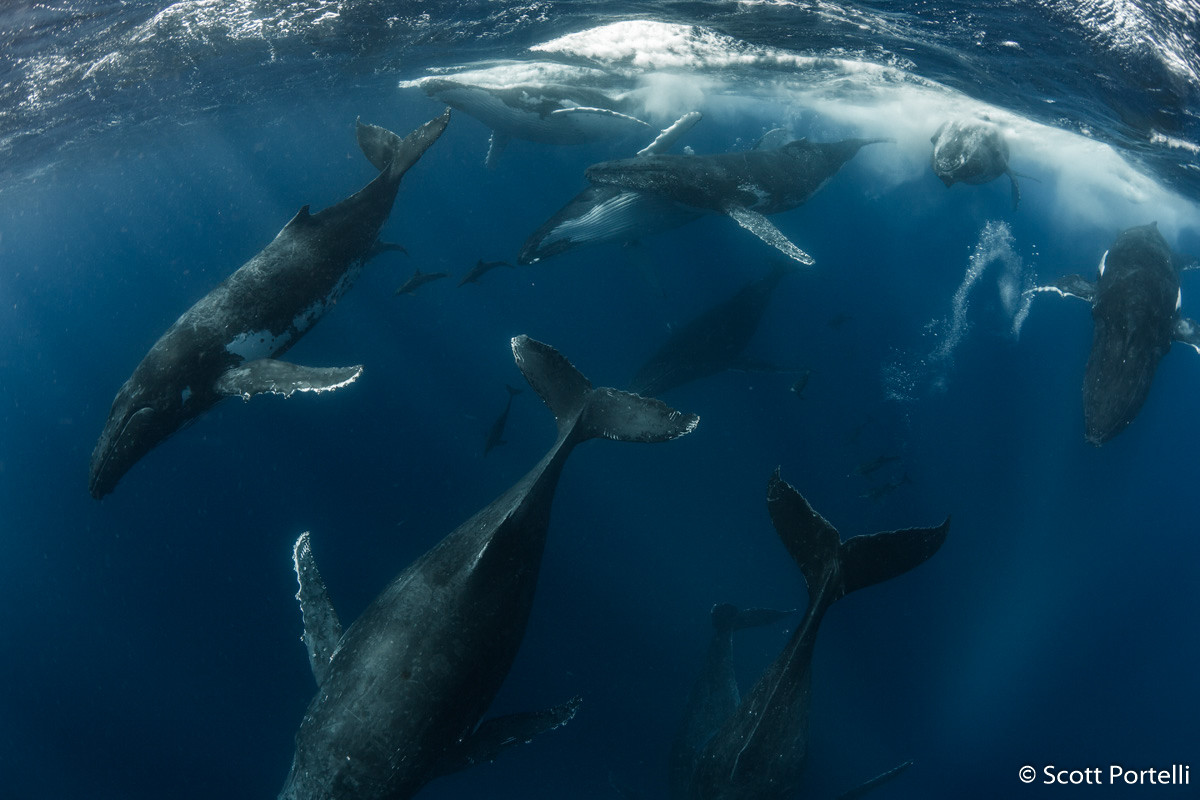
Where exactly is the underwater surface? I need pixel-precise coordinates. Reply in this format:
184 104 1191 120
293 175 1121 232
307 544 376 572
2 1 1199 798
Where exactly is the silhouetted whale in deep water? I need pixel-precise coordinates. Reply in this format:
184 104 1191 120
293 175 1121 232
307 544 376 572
687 470 948 800
669 604 793 800
930 118 1022 209
585 137 888 265
279 335 699 800
630 262 794 397
1032 222 1200 444
88 111 450 499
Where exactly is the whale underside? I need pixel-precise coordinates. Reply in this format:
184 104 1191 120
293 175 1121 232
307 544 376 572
88 111 450 498
930 119 1021 209
1031 222 1200 444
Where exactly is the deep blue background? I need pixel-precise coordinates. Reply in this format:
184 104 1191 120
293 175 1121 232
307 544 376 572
2 25 1200 800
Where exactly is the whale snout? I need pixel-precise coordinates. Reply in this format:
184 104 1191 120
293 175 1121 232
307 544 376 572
89 404 160 499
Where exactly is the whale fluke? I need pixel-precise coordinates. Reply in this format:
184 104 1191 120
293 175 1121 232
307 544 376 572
768 468 948 601
512 335 699 443
356 109 451 178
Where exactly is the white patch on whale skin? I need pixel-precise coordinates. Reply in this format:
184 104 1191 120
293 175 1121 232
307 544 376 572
226 329 292 361
1177 288 1182 312
738 182 771 209
1098 249 1108 277
181 386 192 404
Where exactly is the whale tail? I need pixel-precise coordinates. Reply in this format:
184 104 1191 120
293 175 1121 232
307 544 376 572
767 469 948 605
511 335 699 444
356 108 451 180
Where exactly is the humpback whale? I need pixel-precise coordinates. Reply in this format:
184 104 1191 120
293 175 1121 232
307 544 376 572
519 112 704 264
1032 222 1200 444
408 63 649 167
629 262 794 397
688 470 948 800
930 119 1021 209
278 336 698 800
669 605 793 800
88 112 450 499
585 137 888 266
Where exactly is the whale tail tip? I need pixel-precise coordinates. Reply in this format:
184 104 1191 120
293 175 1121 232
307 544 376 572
511 335 699 444
766 468 948 603
355 108 451 178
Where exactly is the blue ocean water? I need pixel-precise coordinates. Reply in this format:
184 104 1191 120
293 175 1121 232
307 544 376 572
2 2 1199 799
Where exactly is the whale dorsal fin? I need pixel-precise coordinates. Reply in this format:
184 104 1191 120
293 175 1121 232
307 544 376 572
292 532 343 687
284 205 314 230
723 204 815 266
215 359 362 400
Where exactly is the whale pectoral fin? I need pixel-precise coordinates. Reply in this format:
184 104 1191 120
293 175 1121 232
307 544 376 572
550 106 651 128
1172 317 1200 354
1007 169 1021 210
724 205 815 266
835 759 915 800
1029 274 1096 303
292 533 343 687
432 696 583 778
635 110 702 156
485 131 510 169
215 359 363 400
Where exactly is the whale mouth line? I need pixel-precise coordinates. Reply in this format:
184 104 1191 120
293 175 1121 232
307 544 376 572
89 405 154 496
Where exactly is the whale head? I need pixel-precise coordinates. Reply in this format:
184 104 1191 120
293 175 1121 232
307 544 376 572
89 377 201 499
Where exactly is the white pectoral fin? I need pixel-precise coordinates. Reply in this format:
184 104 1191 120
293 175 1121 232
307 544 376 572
550 106 651 128
1173 317 1200 354
724 205 815 266
215 359 363 400
636 111 702 156
1028 274 1097 303
485 131 510 169
292 532 343 687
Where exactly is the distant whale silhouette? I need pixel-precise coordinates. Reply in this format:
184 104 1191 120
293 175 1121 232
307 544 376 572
88 111 450 499
519 112 703 264
688 470 948 800
409 63 650 167
669 604 793 800
585 137 888 265
930 119 1022 209
278 335 698 800
630 262 794 397
483 383 523 455
1032 222 1200 444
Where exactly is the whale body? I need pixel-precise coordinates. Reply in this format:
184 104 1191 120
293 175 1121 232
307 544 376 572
88 112 450 498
